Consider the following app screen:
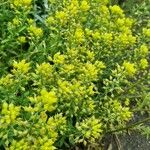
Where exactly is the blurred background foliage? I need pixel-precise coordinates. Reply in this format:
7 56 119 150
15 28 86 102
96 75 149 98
111 0 150 27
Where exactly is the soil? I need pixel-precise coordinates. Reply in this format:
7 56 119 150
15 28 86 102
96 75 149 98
119 131 150 150
104 113 150 150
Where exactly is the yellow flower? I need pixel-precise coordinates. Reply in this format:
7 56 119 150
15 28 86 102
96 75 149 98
23 105 34 112
125 18 134 27
76 116 102 143
92 31 101 40
116 18 125 26
82 63 98 80
110 5 124 17
40 89 57 111
86 51 95 60
1 102 20 124
75 27 85 42
143 28 150 37
55 11 68 25
140 59 148 69
139 44 149 55
17 36 26 43
57 80 71 94
28 25 43 38
46 16 55 25
12 59 30 74
12 0 32 8
12 18 20 26
1 102 8 114
128 35 136 44
118 33 136 45
62 64 75 73
85 28 92 36
125 98 130 106
27 18 34 24
100 5 109 16
41 139 55 150
80 1 90 11
53 52 65 64
123 61 136 76
121 107 132 121
112 100 132 121
102 33 113 44
40 111 48 122
118 34 128 45
88 84 95 95
36 62 53 78
9 139 29 150
0 74 13 86
22 0 32 6
67 0 79 16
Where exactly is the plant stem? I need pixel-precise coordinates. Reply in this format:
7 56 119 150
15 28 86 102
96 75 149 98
107 117 150 134
131 108 150 112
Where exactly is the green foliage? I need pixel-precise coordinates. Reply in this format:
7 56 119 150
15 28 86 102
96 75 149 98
121 0 150 28
137 125 150 139
0 0 150 149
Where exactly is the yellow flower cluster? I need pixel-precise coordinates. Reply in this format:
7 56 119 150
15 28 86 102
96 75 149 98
74 27 85 43
39 89 57 111
26 45 105 116
11 0 32 10
53 52 65 64
55 11 68 25
139 44 149 56
8 139 29 150
28 25 43 38
80 1 90 11
0 74 13 86
80 61 105 81
76 116 102 143
12 59 30 75
140 59 148 69
0 102 20 125
36 62 53 79
46 16 55 25
143 28 150 37
12 17 20 26
38 138 55 150
100 99 132 129
112 100 132 122
17 36 26 44
1 0 149 149
7 113 66 150
123 61 137 76
110 5 124 17
27 90 57 112
66 0 79 16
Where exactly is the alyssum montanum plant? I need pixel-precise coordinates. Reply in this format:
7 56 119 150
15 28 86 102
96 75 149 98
0 0 150 149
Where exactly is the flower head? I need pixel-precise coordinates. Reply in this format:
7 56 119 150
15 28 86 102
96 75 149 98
28 25 43 38
80 1 90 11
123 61 136 76
110 5 124 17
12 59 30 75
140 59 148 69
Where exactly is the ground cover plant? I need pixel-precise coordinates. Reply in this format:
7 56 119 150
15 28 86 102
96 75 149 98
0 0 150 149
